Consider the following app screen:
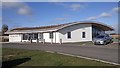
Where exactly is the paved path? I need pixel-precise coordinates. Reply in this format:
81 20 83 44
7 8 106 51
2 43 119 64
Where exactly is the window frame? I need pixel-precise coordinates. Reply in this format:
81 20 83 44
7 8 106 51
39 33 43 39
49 32 53 39
22 33 38 40
67 32 71 39
82 32 86 38
23 34 29 40
33 33 38 40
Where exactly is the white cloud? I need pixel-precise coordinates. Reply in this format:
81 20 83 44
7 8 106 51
112 7 120 12
86 6 120 21
53 2 67 7
53 3 83 11
106 23 118 34
0 1 2 7
18 6 32 15
2 0 32 16
86 16 98 20
70 4 82 11
86 12 111 20
2 0 21 2
55 18 66 21
98 12 111 18
3 2 22 8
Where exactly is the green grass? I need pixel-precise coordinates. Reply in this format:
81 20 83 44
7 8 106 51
112 38 119 42
2 48 115 66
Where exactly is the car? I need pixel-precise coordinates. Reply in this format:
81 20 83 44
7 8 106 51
93 34 113 45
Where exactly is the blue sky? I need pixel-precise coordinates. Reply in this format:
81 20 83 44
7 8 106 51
2 2 119 33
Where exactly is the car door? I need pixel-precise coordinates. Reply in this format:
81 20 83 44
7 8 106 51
105 36 109 43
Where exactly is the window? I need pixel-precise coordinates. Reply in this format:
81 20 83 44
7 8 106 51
39 33 43 39
33 33 38 40
23 34 28 40
49 32 53 39
28 34 33 40
82 32 86 38
67 32 71 39
23 33 38 40
96 35 104 38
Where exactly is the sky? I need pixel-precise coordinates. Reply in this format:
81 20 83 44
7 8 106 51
2 1 119 33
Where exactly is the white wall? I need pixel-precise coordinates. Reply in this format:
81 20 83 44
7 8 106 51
43 33 50 42
9 34 22 42
43 32 60 43
8 24 92 43
58 24 92 43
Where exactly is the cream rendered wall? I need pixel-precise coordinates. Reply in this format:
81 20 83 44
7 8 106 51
9 34 22 42
58 24 92 43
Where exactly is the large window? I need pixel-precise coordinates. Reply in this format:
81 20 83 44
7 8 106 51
82 32 86 38
28 34 33 40
67 32 71 39
23 34 28 40
33 33 38 40
22 33 38 40
39 33 43 39
49 32 53 39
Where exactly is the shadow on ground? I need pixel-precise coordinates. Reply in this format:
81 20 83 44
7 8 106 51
2 57 31 68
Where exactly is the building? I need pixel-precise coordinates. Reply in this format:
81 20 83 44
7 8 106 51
110 34 120 39
6 21 114 43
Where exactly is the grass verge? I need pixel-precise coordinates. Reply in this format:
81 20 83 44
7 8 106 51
2 48 116 67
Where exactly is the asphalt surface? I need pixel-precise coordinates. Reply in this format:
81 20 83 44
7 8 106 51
2 43 119 64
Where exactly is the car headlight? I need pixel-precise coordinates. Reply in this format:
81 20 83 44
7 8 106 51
100 41 104 44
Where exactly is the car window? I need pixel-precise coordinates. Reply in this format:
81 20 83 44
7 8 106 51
96 36 104 38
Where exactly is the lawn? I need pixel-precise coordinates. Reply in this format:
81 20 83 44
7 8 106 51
2 48 116 67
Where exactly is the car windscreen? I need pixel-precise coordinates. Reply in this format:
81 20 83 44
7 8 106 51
96 36 105 38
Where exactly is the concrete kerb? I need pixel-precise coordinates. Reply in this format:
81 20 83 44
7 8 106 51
45 50 120 66
0 42 10 43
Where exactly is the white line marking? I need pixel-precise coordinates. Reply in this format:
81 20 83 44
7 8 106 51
57 52 120 66
45 51 120 66
46 51 55 53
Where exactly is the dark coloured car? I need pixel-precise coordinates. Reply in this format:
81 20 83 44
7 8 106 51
93 34 113 45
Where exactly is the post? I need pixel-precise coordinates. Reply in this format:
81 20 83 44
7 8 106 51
51 39 53 44
60 39 62 44
43 39 45 44
36 39 39 43
30 39 32 43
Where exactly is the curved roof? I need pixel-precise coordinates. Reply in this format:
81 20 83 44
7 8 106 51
56 21 114 31
7 21 114 34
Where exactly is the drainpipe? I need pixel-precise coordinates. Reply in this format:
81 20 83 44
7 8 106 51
55 32 56 43
21 34 22 42
60 39 62 44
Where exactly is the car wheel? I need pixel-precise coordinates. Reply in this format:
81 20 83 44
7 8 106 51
104 41 107 45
